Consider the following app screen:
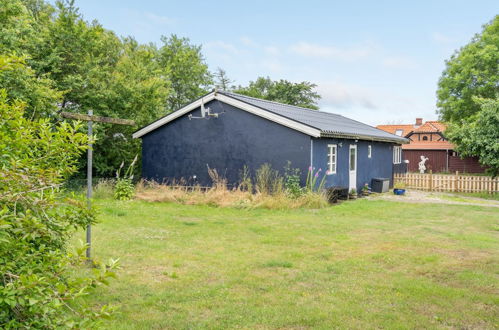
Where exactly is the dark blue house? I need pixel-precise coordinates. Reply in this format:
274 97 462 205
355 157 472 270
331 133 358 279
133 91 408 191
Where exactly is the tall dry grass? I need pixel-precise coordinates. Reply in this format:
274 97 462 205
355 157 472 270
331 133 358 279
135 180 329 209
255 163 284 195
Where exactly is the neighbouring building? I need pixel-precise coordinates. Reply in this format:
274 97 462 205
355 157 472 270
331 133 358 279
377 118 486 173
133 90 408 191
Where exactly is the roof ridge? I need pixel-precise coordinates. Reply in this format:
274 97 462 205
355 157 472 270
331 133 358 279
413 121 444 132
376 124 415 127
220 90 334 115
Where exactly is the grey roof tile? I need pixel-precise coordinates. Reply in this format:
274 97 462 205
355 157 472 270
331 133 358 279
221 91 407 143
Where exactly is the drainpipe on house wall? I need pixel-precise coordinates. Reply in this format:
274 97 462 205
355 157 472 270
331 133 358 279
310 139 314 168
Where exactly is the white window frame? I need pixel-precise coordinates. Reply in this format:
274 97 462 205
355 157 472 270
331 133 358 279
393 146 402 164
368 145 372 158
327 144 337 174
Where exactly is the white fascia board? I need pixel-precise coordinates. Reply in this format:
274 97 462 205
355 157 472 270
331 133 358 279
215 94 321 138
320 132 409 144
132 92 216 138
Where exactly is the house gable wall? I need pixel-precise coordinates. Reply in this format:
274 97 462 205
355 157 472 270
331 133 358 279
141 100 311 186
408 132 445 142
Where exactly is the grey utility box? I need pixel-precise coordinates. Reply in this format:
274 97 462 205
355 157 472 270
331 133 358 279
371 178 390 193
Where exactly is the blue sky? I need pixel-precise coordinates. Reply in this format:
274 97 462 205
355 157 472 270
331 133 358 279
59 0 497 125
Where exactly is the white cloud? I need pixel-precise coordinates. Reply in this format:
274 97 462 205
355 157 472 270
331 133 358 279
205 38 286 75
264 46 280 56
316 81 377 110
382 56 417 69
117 9 176 41
240 36 258 47
290 42 374 61
261 59 283 73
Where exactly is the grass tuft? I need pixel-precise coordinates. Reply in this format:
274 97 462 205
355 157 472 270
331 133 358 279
263 260 293 268
182 221 198 226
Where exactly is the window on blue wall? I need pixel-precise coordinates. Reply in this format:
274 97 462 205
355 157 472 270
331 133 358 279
368 145 372 158
393 146 402 164
327 144 337 174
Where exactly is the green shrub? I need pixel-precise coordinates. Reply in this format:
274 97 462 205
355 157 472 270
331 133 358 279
0 77 117 328
114 156 137 201
114 178 134 200
284 161 302 198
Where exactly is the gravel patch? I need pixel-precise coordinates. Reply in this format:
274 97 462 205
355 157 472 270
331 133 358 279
369 190 499 208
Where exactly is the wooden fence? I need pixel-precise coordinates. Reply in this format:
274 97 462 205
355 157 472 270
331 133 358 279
394 172 499 193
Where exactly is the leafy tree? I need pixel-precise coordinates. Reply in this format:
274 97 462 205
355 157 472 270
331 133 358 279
22 0 55 19
91 38 170 176
214 67 234 91
157 34 212 110
437 16 498 122
447 98 499 176
0 0 60 118
0 0 37 55
0 55 61 118
10 0 129 176
28 3 211 177
2 0 214 178
235 77 321 110
0 56 118 328
32 0 122 112
436 16 499 175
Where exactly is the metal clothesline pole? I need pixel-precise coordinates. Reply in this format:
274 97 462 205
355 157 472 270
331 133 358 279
60 109 135 261
86 109 93 259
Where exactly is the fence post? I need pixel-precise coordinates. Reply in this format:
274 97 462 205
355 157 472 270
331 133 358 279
428 170 433 191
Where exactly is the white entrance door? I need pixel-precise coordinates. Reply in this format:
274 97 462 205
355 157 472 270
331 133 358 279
349 145 357 191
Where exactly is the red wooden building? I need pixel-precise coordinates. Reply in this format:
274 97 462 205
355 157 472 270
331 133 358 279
377 118 486 173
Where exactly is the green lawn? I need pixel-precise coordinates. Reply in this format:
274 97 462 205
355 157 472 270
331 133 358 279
78 198 499 329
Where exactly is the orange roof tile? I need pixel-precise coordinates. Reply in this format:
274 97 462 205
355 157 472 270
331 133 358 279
428 121 447 131
413 121 447 133
376 124 414 137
